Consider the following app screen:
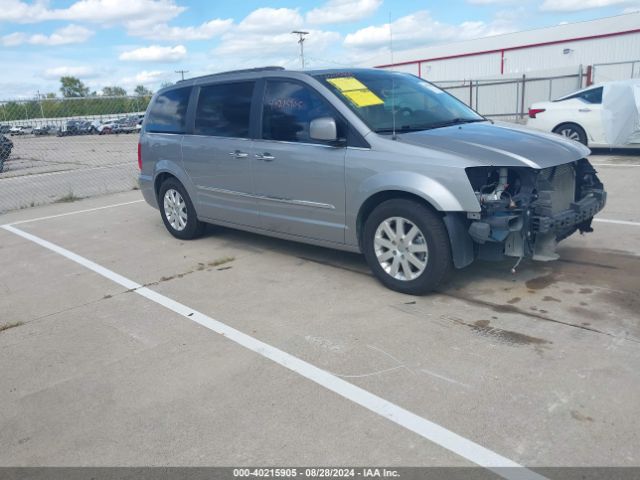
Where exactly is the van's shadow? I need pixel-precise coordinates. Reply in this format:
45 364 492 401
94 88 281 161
199 224 563 292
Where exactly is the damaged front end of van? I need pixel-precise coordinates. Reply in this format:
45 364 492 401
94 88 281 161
464 159 606 266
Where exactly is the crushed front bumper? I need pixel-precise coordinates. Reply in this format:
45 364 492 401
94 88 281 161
533 189 606 237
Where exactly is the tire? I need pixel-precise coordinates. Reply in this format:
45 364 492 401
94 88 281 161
362 199 452 295
158 178 205 240
553 123 587 146
0 159 4 173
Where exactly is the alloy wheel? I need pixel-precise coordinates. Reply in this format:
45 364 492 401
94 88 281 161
374 216 429 281
163 188 188 231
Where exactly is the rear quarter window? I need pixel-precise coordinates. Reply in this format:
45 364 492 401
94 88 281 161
146 87 192 134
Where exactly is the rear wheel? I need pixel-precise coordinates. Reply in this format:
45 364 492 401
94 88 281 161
362 199 452 295
158 178 205 240
553 123 587 145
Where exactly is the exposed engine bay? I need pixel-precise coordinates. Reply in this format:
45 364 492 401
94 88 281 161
464 159 606 265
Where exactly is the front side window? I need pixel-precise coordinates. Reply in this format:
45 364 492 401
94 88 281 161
314 70 484 134
194 82 255 138
146 87 191 134
262 80 337 143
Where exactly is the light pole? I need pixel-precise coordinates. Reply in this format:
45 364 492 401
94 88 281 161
291 31 309 70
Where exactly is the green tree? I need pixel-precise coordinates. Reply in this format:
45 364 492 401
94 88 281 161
59 76 89 98
160 81 173 89
45 92 56 99
134 85 152 96
102 86 127 96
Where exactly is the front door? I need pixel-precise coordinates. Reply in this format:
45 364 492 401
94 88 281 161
252 79 347 244
181 81 258 227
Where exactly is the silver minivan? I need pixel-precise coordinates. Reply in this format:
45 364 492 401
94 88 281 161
139 67 606 294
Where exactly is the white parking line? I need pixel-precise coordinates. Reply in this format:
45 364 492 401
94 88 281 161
5 200 144 226
595 218 640 227
1 223 546 480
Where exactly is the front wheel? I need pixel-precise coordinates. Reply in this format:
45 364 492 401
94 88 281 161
362 199 452 295
158 178 205 240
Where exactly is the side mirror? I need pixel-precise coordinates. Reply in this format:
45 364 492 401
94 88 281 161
310 117 338 142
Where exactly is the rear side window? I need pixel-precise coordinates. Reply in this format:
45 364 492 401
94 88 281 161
579 87 603 104
560 87 603 104
261 80 337 144
146 87 191 134
194 82 255 138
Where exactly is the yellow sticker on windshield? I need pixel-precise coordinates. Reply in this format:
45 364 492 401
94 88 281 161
326 76 384 108
326 77 367 92
342 89 384 107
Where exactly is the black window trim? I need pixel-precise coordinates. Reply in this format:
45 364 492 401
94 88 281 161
188 79 258 139
255 76 369 148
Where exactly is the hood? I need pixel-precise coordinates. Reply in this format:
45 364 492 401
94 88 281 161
396 121 590 169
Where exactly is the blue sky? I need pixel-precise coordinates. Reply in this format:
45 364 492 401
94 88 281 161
0 0 637 98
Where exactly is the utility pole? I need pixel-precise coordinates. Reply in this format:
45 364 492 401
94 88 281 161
175 70 189 81
291 31 309 70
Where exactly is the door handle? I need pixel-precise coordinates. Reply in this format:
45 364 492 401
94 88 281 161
229 150 249 158
578 108 591 112
255 152 275 162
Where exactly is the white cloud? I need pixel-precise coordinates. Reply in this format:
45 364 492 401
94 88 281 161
539 0 628 10
212 7 341 65
306 0 382 25
121 70 166 86
1 32 27 46
216 29 340 57
3 25 93 47
133 18 233 41
43 66 96 79
344 10 515 50
236 7 303 33
0 0 185 33
119 45 187 62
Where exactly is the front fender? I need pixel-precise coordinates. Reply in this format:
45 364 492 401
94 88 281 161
356 171 478 212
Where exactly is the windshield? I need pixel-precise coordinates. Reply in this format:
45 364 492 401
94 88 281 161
314 70 484 134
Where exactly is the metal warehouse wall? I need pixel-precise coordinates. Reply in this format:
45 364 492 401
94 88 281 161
369 13 640 82
381 34 640 81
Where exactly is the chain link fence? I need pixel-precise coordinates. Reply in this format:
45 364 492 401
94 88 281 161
434 60 639 121
0 95 150 213
434 72 584 122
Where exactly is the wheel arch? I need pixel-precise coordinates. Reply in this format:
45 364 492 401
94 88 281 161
356 190 475 270
356 190 440 249
552 121 588 145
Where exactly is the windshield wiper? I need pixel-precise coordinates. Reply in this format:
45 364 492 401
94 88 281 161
374 126 431 134
374 118 486 134
424 118 487 130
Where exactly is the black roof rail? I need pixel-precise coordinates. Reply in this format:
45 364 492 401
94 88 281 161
178 66 286 82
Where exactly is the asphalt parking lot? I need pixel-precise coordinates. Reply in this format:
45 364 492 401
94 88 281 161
0 154 638 477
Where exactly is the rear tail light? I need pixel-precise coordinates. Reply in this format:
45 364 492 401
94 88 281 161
137 142 142 170
528 108 546 119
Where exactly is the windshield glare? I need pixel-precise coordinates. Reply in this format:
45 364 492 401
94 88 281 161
315 70 484 133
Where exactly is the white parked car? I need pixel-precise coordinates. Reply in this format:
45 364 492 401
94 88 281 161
527 79 640 147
